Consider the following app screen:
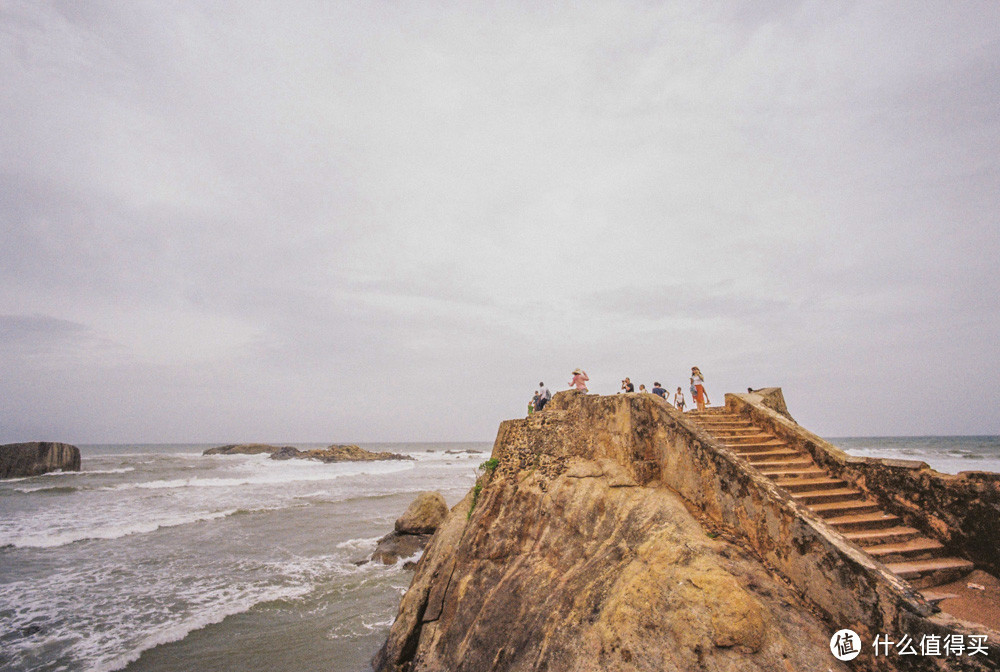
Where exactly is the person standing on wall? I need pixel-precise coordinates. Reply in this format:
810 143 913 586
537 382 551 411
570 369 589 392
651 382 667 399
674 386 686 411
621 377 634 393
691 366 709 411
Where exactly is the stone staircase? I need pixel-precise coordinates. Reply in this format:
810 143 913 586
688 408 974 595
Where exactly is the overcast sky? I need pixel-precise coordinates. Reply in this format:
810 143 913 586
2 1 998 444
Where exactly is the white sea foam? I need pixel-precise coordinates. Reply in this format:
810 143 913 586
0 509 238 549
43 467 135 477
105 460 414 491
335 535 382 551
91 583 315 672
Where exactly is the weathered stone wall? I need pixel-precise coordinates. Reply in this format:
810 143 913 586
0 442 80 478
727 392 1000 577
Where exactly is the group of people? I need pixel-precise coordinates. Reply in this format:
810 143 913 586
527 367 710 414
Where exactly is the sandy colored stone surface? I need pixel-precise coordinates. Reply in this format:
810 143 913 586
374 459 847 671
933 569 1000 634
396 492 449 534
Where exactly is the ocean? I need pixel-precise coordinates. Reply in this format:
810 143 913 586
1 436 998 672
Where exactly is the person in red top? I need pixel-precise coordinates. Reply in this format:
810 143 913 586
569 369 589 392
692 366 709 410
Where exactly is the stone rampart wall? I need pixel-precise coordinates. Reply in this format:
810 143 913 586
728 390 1000 577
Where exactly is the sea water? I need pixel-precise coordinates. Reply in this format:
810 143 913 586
1 437 998 672
0 443 484 672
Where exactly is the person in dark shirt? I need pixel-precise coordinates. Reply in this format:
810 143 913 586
651 382 667 399
621 377 635 393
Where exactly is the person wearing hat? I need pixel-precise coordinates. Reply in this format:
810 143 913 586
569 369 589 392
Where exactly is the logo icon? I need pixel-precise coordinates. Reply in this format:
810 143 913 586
831 629 862 661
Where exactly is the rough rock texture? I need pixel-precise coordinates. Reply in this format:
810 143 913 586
286 445 413 463
373 493 450 566
374 399 847 672
203 443 412 462
1 442 81 478
396 492 449 534
202 443 291 456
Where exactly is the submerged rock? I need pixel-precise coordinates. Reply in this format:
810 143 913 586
1 442 81 478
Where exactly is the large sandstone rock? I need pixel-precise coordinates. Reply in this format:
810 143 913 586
371 492 449 567
1 442 81 478
373 395 848 672
395 492 448 534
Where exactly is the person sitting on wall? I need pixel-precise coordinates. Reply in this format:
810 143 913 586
569 369 589 392
621 377 634 393
651 382 667 399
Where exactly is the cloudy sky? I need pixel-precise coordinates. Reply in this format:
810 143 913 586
2 1 998 444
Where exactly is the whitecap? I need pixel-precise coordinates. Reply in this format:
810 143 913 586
0 509 238 549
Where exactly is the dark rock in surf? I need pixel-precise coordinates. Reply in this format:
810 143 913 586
202 443 413 462
1 442 81 479
202 443 291 456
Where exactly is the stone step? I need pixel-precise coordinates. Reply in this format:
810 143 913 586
740 449 807 463
866 538 946 563
715 432 777 442
753 458 817 471
774 477 849 492
884 557 975 589
728 442 791 454
808 499 882 518
759 467 828 480
842 526 922 547
791 488 866 505
826 512 902 532
693 420 754 429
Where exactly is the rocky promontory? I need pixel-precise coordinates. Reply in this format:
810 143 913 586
371 492 449 567
1 442 81 479
373 392 848 672
203 443 413 462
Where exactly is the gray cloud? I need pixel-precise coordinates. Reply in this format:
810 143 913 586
1 1 998 442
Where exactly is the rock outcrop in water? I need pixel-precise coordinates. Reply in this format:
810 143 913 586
373 393 847 672
373 492 449 567
203 443 290 456
1 442 81 478
203 444 412 462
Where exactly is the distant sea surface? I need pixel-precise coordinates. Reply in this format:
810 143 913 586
1 436 998 672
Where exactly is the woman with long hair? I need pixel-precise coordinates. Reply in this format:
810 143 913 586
691 366 709 411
